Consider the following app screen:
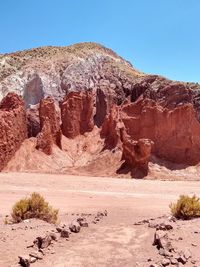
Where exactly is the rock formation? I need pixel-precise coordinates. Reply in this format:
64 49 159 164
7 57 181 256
121 98 200 165
61 91 94 138
0 93 27 170
1 43 200 177
36 118 54 155
36 97 62 155
121 137 153 177
39 96 62 149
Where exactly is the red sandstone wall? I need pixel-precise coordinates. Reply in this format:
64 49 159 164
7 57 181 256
121 98 200 165
0 93 27 170
61 91 94 138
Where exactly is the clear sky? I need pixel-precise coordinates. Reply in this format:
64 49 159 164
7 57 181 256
0 0 199 83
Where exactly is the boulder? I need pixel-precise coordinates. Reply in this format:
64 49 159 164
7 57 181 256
122 137 153 177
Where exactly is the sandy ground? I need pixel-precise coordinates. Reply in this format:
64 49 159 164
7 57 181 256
1 173 200 267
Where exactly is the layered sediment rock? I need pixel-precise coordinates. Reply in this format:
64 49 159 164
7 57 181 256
36 118 54 155
1 43 200 177
121 98 200 165
36 97 62 154
61 91 94 138
100 105 122 149
39 96 62 149
0 93 27 170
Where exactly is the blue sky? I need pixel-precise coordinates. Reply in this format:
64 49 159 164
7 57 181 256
0 0 199 83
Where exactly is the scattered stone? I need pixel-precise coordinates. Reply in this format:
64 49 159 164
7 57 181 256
29 251 43 260
60 228 70 238
183 248 191 260
69 221 81 233
153 230 173 251
104 210 108 216
148 220 173 231
77 217 89 227
170 258 178 265
49 232 58 241
18 255 30 267
176 254 187 264
33 235 52 249
29 257 37 263
161 258 170 266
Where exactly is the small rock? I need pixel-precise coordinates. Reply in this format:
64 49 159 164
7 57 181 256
97 212 104 217
104 210 108 216
33 235 52 249
49 232 58 241
77 217 88 227
18 255 30 267
153 230 173 251
29 251 43 260
177 255 187 264
170 258 178 265
60 229 70 238
56 227 62 233
183 248 191 260
161 258 170 266
29 257 37 263
69 221 81 233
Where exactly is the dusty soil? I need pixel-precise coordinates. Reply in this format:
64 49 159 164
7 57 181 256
0 173 200 266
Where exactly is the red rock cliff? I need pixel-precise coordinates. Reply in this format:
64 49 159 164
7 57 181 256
61 91 94 138
0 93 27 170
121 98 200 165
36 96 62 155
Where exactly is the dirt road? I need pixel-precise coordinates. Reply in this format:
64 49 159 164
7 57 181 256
0 173 200 266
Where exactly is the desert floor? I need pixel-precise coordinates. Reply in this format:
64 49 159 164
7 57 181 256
0 173 200 267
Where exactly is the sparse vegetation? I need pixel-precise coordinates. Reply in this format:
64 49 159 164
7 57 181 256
11 192 58 223
170 195 200 220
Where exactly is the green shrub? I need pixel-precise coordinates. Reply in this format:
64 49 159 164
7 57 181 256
170 195 200 220
11 192 58 224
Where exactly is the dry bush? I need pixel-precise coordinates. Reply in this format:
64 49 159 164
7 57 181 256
170 195 200 220
11 192 58 223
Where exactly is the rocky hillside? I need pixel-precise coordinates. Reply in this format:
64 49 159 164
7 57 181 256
1 42 200 178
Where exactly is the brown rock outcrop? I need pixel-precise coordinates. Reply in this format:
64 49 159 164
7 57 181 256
61 91 94 138
0 93 27 170
26 105 40 137
121 98 200 165
100 105 122 149
36 118 53 155
39 97 62 148
121 137 153 177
